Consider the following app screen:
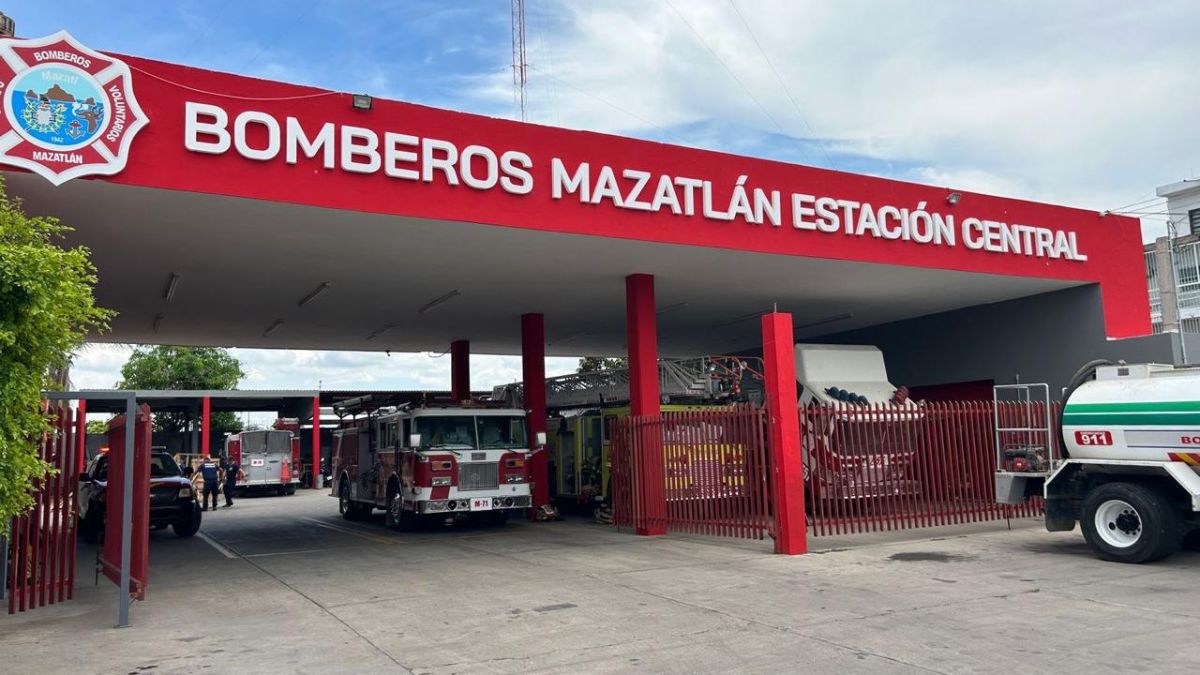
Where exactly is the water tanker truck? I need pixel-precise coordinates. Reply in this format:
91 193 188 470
997 361 1200 563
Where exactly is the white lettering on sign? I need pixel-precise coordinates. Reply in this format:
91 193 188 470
33 49 91 69
181 101 1091 262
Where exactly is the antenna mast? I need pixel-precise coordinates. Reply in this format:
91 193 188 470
510 0 528 121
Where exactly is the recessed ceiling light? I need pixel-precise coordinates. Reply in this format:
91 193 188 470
417 289 461 314
711 308 771 328
297 281 331 307
164 273 181 301
366 323 395 341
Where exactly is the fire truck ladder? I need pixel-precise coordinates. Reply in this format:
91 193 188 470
493 356 763 409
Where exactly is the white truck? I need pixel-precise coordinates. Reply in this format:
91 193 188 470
225 429 301 496
795 344 925 502
997 361 1200 563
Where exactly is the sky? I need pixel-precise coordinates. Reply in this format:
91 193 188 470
12 0 1200 391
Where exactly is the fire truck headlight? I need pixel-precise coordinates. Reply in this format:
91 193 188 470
505 475 524 484
431 477 451 487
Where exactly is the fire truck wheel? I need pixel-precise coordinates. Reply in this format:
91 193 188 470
385 490 411 531
339 478 366 521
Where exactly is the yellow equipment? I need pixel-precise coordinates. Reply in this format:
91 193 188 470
548 404 738 505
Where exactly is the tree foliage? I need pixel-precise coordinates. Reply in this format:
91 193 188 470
0 178 111 529
577 356 628 373
118 346 245 434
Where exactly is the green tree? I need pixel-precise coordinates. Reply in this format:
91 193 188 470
118 346 245 434
577 356 628 373
0 179 111 529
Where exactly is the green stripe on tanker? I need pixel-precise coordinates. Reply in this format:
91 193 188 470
1062 412 1200 426
1065 401 1200 413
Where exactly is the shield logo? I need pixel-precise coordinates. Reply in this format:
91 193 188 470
0 31 149 186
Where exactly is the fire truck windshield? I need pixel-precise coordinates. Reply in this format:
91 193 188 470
413 415 528 450
476 416 528 449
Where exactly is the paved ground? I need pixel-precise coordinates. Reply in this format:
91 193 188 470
3 489 1198 674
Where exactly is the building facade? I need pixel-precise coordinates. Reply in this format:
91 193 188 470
1145 179 1200 334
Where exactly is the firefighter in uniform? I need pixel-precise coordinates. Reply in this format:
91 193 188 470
223 457 239 508
198 456 220 511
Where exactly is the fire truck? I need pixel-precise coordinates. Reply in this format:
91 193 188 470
330 396 540 530
224 423 301 496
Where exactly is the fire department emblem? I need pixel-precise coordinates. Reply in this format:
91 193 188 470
0 31 148 186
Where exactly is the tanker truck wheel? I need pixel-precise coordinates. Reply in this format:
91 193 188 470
1081 482 1180 564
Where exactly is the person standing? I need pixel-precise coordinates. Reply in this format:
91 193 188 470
223 457 240 508
198 455 220 512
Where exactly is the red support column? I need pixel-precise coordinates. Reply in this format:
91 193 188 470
450 340 470 402
312 396 321 489
761 312 807 554
521 313 548 518
76 399 87 472
626 273 665 535
201 396 211 458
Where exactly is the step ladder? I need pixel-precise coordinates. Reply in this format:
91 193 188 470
993 382 1058 504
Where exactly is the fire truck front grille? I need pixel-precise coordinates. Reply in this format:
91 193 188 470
458 462 499 491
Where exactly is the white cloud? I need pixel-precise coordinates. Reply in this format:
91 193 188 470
509 0 1199 238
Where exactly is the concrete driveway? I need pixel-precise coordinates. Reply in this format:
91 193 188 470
2 490 1197 674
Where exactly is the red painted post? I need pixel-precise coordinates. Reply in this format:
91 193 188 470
450 340 470 402
312 396 321 489
626 273 665 536
76 399 87 472
521 313 549 518
762 312 807 554
201 396 211 458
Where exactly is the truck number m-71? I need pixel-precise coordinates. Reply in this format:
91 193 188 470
1075 431 1113 446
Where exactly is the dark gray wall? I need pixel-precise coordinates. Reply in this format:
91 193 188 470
813 284 1180 398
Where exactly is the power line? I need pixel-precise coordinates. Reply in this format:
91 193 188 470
1104 192 1164 213
726 0 833 167
663 0 809 163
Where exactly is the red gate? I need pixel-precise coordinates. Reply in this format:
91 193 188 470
6 402 82 614
100 405 151 601
611 406 773 540
802 400 1050 536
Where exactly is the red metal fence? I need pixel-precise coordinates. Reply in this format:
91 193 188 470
7 402 81 614
803 401 1051 537
611 406 773 540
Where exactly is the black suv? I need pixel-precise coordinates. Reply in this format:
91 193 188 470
78 451 202 543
